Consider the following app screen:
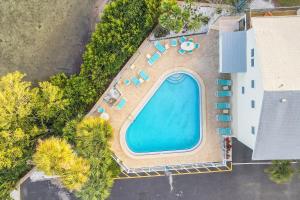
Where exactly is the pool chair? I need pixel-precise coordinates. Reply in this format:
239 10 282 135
215 91 232 97
139 70 150 81
178 49 186 55
216 114 232 122
188 38 194 42
179 36 186 43
187 50 193 54
215 102 231 109
148 52 161 65
154 41 166 54
170 39 178 47
195 43 200 49
116 98 126 110
217 128 232 136
131 77 141 87
97 106 105 113
124 79 131 86
216 79 232 86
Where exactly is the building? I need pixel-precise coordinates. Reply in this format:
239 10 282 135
219 15 300 160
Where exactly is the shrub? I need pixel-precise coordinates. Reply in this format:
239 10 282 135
265 160 294 184
154 25 170 38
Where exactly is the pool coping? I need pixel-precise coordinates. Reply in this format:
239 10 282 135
119 67 207 160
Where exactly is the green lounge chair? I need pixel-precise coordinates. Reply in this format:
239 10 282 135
215 91 232 97
215 102 231 109
139 70 149 81
170 39 177 47
188 38 194 42
217 128 232 136
178 49 185 55
187 50 193 54
195 43 200 49
148 52 161 65
116 98 126 110
154 41 166 54
216 114 232 122
97 107 105 113
124 79 131 86
131 77 141 87
179 36 186 43
216 79 232 86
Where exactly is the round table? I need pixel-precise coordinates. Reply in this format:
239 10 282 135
181 41 195 51
100 112 110 120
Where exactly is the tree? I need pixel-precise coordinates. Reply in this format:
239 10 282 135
0 71 38 130
36 82 69 123
265 160 294 184
159 0 184 33
159 0 203 33
33 137 90 191
74 117 120 200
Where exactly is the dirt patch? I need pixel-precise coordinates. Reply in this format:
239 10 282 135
0 0 107 82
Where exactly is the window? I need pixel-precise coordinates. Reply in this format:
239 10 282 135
251 58 254 67
251 48 254 57
242 86 245 94
251 100 255 108
251 80 255 88
251 126 255 135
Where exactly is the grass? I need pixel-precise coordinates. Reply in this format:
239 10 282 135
0 0 99 82
277 0 300 6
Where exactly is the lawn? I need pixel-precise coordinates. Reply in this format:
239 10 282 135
0 0 100 82
277 0 300 6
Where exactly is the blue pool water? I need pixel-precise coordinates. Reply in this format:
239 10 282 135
125 72 202 154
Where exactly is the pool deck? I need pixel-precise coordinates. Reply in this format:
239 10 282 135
88 31 229 168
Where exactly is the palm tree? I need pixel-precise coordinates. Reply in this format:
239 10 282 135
265 160 294 184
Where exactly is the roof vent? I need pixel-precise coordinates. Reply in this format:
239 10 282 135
280 98 287 103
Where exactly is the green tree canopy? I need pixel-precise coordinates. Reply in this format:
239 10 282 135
75 117 120 200
33 137 90 191
265 160 294 184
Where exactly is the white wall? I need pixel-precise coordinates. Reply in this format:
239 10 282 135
231 29 264 149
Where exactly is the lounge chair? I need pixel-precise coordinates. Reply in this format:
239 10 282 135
216 79 232 86
154 41 166 54
148 52 161 65
178 49 186 55
97 106 105 113
170 39 178 47
130 64 136 70
116 98 126 110
187 50 193 54
217 128 232 136
195 43 200 49
131 77 141 87
124 79 131 86
139 70 150 81
179 36 186 43
215 91 232 97
216 114 232 122
215 102 231 109
188 38 194 42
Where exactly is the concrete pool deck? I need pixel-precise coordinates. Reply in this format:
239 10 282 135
88 30 229 168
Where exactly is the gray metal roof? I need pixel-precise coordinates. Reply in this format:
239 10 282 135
219 31 247 73
252 91 300 160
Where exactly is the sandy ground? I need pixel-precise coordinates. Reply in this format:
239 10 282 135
0 0 107 82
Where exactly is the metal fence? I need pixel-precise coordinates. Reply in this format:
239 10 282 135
113 137 232 179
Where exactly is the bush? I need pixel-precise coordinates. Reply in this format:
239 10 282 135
154 25 170 38
200 16 210 25
265 160 294 184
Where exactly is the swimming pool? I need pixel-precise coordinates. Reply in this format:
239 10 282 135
125 72 202 154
